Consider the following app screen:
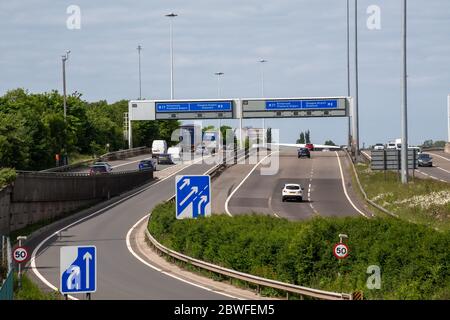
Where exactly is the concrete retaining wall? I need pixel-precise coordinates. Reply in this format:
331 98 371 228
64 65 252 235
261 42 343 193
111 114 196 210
0 169 153 235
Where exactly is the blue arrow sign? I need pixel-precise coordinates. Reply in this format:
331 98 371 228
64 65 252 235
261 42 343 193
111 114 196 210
176 175 211 219
156 101 232 113
265 99 337 110
60 246 96 294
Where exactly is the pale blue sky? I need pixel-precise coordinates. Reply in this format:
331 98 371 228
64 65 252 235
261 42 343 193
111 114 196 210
1 1 449 146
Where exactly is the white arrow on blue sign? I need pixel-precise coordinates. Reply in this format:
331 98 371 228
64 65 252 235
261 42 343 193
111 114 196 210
60 246 97 294
176 175 211 219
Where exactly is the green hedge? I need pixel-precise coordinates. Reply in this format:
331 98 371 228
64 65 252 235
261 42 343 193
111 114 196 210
0 168 16 188
149 202 450 299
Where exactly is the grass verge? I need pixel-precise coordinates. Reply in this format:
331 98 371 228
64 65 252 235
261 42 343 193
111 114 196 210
14 273 61 300
355 163 450 231
148 202 450 300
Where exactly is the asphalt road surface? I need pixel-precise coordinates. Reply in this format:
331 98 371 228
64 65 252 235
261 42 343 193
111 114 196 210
30 158 231 300
226 149 367 220
71 153 175 173
416 151 450 183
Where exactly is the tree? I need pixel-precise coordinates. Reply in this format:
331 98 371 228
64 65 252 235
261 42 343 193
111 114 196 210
305 130 311 144
324 140 336 146
297 132 305 144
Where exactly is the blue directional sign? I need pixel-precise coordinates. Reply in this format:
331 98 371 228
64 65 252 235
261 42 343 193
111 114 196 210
265 99 338 110
156 101 232 113
176 175 211 219
60 246 96 294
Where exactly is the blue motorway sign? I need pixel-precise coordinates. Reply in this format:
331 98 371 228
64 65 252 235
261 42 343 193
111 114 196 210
156 101 232 113
60 246 96 294
265 99 337 110
176 175 211 219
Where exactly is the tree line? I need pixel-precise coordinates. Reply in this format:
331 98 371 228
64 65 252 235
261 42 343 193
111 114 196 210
0 89 179 170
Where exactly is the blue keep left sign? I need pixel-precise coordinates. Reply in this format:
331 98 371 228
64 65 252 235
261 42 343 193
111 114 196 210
60 246 96 295
176 175 211 219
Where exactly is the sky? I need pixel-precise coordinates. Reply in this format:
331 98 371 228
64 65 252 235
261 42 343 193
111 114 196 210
1 0 449 146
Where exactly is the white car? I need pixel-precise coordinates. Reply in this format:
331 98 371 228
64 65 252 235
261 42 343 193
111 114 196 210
282 184 304 202
373 144 384 150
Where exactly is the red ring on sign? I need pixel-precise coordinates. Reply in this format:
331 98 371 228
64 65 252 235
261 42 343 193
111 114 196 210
12 246 29 263
333 243 349 259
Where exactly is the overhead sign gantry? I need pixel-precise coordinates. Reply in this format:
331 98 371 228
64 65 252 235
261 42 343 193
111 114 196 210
127 96 352 149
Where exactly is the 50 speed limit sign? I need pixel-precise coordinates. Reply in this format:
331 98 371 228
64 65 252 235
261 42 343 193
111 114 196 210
333 243 349 259
13 246 29 263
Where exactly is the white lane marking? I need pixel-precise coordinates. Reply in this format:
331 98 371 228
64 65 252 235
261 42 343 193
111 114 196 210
361 151 372 160
335 151 369 218
224 151 279 217
428 152 450 162
30 155 209 299
436 166 450 174
126 215 241 300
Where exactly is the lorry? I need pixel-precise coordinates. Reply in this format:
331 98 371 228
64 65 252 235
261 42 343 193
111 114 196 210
177 124 202 153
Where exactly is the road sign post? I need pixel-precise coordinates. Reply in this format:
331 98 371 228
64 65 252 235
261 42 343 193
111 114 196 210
176 175 211 219
14 236 28 289
60 246 97 298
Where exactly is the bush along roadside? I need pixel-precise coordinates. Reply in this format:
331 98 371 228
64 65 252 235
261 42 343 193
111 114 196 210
0 168 16 188
355 162 450 231
14 273 61 300
148 202 450 300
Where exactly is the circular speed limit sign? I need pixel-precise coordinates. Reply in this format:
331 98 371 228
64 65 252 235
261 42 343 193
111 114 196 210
13 246 29 263
333 243 349 259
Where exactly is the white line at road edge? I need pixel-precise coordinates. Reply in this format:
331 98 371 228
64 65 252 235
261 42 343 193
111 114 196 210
335 151 369 218
30 155 208 300
428 152 450 162
224 151 279 217
125 215 240 300
125 155 252 300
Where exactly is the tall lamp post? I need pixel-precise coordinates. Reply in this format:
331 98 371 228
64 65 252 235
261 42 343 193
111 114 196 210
62 50 70 122
215 72 224 150
400 0 409 184
137 45 142 99
259 59 267 146
61 50 70 166
166 12 178 100
353 0 360 160
346 0 351 148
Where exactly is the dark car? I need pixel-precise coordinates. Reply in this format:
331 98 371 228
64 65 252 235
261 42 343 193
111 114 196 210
418 153 432 167
89 164 111 175
157 153 173 164
298 147 311 158
138 159 156 171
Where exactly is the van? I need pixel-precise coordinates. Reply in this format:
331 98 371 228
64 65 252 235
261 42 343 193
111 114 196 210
152 140 168 155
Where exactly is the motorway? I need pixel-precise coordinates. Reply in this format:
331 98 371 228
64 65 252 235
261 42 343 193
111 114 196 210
29 147 371 300
72 153 175 173
220 148 369 219
30 156 236 300
361 149 450 183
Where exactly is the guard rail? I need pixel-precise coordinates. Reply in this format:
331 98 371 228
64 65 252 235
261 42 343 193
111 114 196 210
147 160 352 300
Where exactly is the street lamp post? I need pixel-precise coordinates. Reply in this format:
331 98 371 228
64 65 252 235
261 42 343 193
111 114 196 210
400 0 409 184
166 12 178 100
346 0 352 148
137 45 142 100
215 72 224 150
259 59 267 146
62 51 70 122
353 0 360 160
